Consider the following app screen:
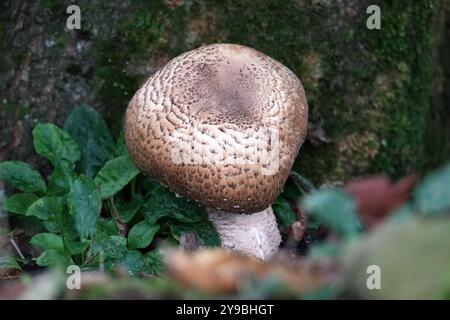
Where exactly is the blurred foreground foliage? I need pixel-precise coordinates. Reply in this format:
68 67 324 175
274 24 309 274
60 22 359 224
1 105 450 299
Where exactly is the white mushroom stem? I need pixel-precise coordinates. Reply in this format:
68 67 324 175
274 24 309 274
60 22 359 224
207 207 281 262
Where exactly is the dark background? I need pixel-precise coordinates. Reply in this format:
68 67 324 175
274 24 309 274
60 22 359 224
1 0 449 187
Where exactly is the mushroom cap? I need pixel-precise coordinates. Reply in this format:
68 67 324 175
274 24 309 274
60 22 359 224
125 44 308 213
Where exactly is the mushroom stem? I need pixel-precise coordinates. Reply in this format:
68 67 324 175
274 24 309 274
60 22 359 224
207 207 281 262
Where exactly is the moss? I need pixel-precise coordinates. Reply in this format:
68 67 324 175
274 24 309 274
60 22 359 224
66 62 82 76
41 0 59 12
89 0 442 184
11 51 26 66
425 2 450 169
90 1 191 135
366 2 441 178
338 131 381 176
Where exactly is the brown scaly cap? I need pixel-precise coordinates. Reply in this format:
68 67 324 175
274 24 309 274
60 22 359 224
125 44 308 213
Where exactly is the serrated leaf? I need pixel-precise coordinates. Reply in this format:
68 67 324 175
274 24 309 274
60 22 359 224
272 197 296 227
64 105 115 178
94 155 139 199
68 175 102 239
301 188 362 238
3 193 39 215
144 185 206 224
414 162 450 216
115 193 143 223
0 256 22 271
0 161 46 194
128 221 160 249
30 233 64 252
36 249 71 267
26 196 63 220
170 220 221 247
33 123 81 171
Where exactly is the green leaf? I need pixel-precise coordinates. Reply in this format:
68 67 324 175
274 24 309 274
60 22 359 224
144 185 206 224
272 197 296 227
94 155 139 199
65 238 90 256
47 168 75 196
107 250 152 276
141 177 161 196
115 193 143 223
145 249 164 275
3 193 39 215
128 221 160 249
95 218 120 240
414 162 450 216
301 188 362 238
26 196 63 220
64 105 115 178
342 218 450 299
388 204 414 223
68 175 102 239
170 220 221 247
309 243 341 258
30 233 65 252
32 123 80 171
60 208 79 240
0 256 22 271
91 235 127 260
0 161 46 194
42 219 60 233
36 249 71 267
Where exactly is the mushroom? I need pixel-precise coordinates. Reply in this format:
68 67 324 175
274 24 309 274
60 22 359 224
125 44 308 261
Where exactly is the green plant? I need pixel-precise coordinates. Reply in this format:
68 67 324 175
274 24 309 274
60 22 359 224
2 104 450 299
0 105 219 275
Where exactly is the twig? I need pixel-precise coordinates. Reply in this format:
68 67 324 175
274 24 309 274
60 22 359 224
109 197 127 237
284 200 308 255
9 237 25 260
0 275 20 280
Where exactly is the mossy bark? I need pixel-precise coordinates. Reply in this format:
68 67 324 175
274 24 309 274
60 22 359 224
0 0 447 185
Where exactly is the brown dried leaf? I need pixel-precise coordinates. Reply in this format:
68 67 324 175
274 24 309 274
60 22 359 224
345 175 417 229
165 248 337 295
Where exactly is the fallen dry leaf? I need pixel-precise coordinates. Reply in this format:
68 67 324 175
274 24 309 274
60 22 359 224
345 175 417 229
165 248 338 295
